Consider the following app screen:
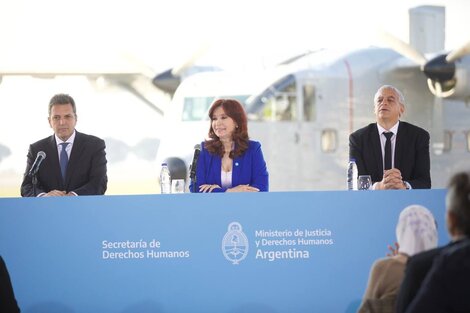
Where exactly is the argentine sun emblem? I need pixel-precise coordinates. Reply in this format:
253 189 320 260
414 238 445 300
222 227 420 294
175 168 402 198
222 222 249 264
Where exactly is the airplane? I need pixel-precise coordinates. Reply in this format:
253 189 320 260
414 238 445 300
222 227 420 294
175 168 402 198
155 5 470 191
0 40 214 197
0 74 167 196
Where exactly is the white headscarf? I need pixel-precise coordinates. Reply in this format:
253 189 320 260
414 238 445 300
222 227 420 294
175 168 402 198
396 205 438 257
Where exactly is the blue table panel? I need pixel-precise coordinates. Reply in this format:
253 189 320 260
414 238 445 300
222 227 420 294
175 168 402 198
0 190 447 313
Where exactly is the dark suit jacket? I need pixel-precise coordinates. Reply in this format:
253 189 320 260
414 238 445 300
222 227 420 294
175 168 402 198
395 242 455 313
349 121 431 189
21 131 107 196
404 239 470 313
190 140 269 192
0 256 20 313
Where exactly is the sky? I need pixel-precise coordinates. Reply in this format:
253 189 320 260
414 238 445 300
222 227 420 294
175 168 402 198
1 0 470 72
0 0 469 196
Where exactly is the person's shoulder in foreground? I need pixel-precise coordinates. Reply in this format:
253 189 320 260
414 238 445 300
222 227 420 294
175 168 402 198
403 170 470 313
404 239 470 313
0 256 21 313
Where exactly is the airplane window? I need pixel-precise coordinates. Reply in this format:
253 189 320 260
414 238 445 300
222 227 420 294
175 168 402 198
432 130 453 155
245 75 297 122
303 84 316 121
182 95 251 121
321 129 337 152
229 95 251 106
443 130 453 153
261 93 296 121
182 97 214 121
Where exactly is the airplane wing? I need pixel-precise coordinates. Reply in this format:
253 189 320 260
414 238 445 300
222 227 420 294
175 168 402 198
0 50 169 115
0 49 149 77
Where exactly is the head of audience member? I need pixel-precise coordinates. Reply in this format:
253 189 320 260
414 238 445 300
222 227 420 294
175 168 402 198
206 98 249 158
48 93 77 142
446 171 470 240
396 205 438 257
373 85 405 129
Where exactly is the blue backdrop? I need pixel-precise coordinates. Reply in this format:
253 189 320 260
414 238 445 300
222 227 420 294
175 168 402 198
0 190 448 313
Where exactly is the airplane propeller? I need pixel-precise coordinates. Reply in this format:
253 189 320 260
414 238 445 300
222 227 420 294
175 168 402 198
152 42 213 96
378 33 470 154
446 41 470 62
378 32 427 66
152 69 181 95
380 32 470 97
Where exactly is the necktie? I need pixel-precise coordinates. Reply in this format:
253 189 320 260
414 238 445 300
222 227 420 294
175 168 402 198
384 132 393 170
60 142 69 179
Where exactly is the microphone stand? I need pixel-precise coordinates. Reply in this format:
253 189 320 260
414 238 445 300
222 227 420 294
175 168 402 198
190 166 197 193
32 173 38 197
192 175 197 193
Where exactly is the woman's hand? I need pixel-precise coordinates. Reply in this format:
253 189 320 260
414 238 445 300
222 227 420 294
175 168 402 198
386 242 400 257
199 184 221 193
227 184 260 192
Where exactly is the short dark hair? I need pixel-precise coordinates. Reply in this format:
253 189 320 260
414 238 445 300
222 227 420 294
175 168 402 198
48 94 76 116
447 171 470 236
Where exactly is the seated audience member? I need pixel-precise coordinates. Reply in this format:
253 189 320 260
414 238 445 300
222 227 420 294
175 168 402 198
404 239 470 313
189 98 269 193
357 205 438 313
0 256 20 313
398 171 470 313
349 85 431 190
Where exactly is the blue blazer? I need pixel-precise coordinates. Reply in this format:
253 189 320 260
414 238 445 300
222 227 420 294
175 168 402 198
190 140 269 192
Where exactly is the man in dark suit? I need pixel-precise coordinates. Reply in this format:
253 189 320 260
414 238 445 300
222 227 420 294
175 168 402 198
21 94 107 197
349 85 430 190
404 239 470 313
397 171 470 313
0 256 20 313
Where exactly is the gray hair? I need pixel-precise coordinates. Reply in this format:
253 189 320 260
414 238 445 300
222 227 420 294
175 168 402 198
374 85 405 106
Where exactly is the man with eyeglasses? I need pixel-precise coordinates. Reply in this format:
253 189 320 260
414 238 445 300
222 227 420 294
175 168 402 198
21 94 107 196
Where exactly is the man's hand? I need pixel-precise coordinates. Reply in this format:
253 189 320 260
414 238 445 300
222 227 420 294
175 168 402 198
377 168 407 190
44 190 67 197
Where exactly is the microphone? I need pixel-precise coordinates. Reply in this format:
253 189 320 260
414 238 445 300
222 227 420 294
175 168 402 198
28 151 46 177
189 144 201 181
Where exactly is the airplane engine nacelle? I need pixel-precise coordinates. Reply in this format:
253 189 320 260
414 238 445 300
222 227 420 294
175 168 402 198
448 64 470 100
426 57 470 100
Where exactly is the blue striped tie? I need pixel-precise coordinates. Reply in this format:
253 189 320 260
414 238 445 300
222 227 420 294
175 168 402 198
60 142 69 180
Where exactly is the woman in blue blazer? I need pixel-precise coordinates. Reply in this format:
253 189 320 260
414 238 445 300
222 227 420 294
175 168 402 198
190 99 269 193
